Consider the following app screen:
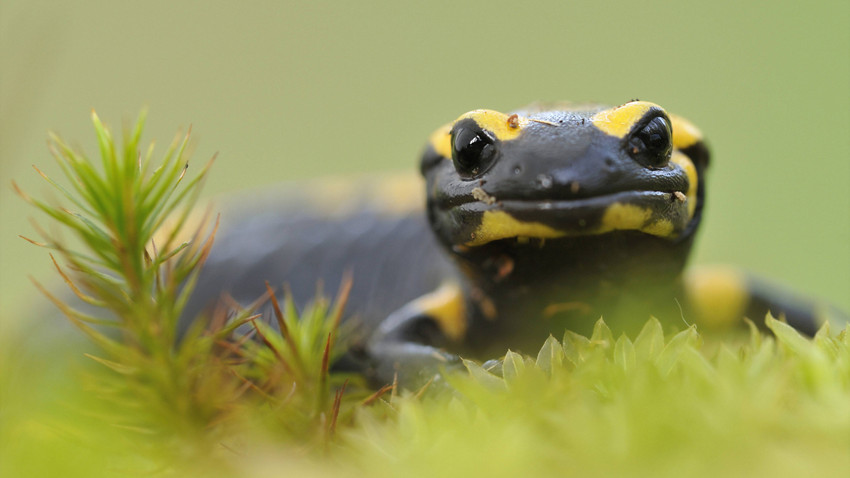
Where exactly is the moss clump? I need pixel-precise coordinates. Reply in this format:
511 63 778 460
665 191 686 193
338 317 850 478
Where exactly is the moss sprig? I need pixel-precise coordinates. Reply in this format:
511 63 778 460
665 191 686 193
14 111 244 448
14 111 368 463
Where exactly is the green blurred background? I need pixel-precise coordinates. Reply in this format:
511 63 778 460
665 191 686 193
1 0 848 337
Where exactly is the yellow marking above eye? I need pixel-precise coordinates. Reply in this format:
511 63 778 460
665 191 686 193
428 123 453 159
669 113 704 150
590 101 662 138
428 110 530 161
458 109 531 141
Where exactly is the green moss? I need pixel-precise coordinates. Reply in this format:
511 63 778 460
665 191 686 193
339 318 850 478
4 112 849 477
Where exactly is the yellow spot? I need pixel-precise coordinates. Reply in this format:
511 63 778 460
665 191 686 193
599 202 652 232
642 219 674 237
670 151 698 218
599 203 678 238
458 109 530 141
412 283 467 341
428 123 453 159
684 265 750 329
467 210 565 246
669 113 704 150
590 101 661 138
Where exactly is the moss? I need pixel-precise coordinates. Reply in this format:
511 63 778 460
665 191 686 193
4 111 848 477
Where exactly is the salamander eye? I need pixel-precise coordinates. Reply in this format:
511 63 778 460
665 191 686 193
628 115 673 169
451 125 497 177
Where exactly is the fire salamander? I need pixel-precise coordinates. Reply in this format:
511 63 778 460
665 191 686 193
184 100 846 385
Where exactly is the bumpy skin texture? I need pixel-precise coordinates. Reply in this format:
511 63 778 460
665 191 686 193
184 101 840 386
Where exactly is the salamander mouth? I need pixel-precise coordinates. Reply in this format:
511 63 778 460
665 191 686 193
465 188 683 209
442 188 694 246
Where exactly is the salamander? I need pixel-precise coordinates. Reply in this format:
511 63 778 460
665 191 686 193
183 100 845 385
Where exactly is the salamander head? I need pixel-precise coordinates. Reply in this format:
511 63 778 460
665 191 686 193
420 101 710 285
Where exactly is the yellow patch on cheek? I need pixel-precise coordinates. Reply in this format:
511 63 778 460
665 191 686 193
599 203 675 238
642 219 674 237
599 203 652 231
466 210 565 246
670 151 698 219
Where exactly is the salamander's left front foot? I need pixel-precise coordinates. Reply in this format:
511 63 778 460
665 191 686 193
366 341 462 388
365 287 470 387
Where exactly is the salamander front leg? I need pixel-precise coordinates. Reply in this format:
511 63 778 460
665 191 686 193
366 283 467 387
